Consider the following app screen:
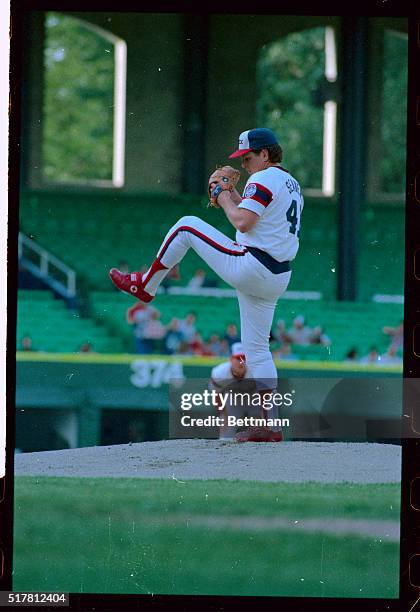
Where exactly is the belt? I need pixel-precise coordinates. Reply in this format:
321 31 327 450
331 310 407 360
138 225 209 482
245 246 290 274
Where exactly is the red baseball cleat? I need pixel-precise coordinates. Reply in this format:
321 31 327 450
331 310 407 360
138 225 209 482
109 268 154 302
235 426 284 443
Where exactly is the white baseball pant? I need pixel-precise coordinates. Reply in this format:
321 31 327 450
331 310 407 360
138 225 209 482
142 216 291 388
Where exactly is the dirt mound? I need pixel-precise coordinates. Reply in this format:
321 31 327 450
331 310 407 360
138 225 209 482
14 440 401 483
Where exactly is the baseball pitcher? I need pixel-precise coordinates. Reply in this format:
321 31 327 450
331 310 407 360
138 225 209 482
110 128 303 442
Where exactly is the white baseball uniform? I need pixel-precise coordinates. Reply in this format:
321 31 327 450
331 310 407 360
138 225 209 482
209 361 258 439
210 361 250 389
141 165 303 389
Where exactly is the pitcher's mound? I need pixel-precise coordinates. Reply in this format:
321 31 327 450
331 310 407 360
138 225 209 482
14 440 401 483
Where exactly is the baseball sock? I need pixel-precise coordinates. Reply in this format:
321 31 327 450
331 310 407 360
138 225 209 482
266 403 282 432
259 391 282 432
141 220 190 294
141 259 168 295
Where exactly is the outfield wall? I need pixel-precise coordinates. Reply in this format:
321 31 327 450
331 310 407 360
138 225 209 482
15 353 402 451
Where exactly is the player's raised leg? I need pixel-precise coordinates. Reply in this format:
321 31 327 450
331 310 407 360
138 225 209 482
109 215 249 300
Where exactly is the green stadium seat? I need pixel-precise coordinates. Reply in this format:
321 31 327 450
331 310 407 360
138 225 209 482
18 191 404 356
85 291 403 360
17 290 123 353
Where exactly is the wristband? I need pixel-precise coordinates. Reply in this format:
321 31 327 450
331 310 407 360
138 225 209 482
211 184 224 202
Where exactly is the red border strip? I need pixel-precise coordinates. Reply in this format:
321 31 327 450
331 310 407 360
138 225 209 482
244 183 273 207
253 182 273 198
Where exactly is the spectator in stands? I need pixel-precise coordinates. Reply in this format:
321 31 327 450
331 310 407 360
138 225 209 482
378 345 402 366
21 335 33 351
187 268 207 289
178 312 197 343
383 320 403 351
187 268 219 289
285 315 313 345
272 319 288 344
79 341 93 353
360 346 380 364
187 331 208 356
141 309 166 353
175 340 191 355
310 325 331 347
223 323 241 349
273 341 297 361
163 318 184 355
206 333 224 356
127 302 156 354
219 338 230 357
206 334 221 357
345 347 359 361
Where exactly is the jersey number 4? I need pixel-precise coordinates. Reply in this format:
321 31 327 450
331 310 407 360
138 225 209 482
286 199 301 238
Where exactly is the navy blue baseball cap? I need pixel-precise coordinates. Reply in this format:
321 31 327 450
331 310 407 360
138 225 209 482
228 128 279 159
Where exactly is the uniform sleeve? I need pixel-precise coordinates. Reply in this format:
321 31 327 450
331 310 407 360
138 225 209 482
238 171 275 216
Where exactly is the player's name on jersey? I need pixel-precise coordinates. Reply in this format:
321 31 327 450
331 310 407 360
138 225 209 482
285 177 301 194
180 415 290 428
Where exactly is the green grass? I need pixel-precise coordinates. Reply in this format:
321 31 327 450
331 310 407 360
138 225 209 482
13 477 400 598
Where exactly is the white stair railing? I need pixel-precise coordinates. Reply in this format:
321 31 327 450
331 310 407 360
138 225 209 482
18 232 76 298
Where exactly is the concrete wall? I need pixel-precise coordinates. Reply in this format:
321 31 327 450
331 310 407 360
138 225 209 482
20 12 407 195
22 11 185 194
69 12 185 194
21 12 45 190
205 15 339 174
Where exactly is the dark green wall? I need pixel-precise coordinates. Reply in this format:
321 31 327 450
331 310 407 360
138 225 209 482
15 357 402 449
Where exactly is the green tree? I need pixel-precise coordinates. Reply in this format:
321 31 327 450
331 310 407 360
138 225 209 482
43 13 114 183
257 28 325 189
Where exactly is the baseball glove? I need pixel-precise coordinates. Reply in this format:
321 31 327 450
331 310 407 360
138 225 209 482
207 166 241 208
